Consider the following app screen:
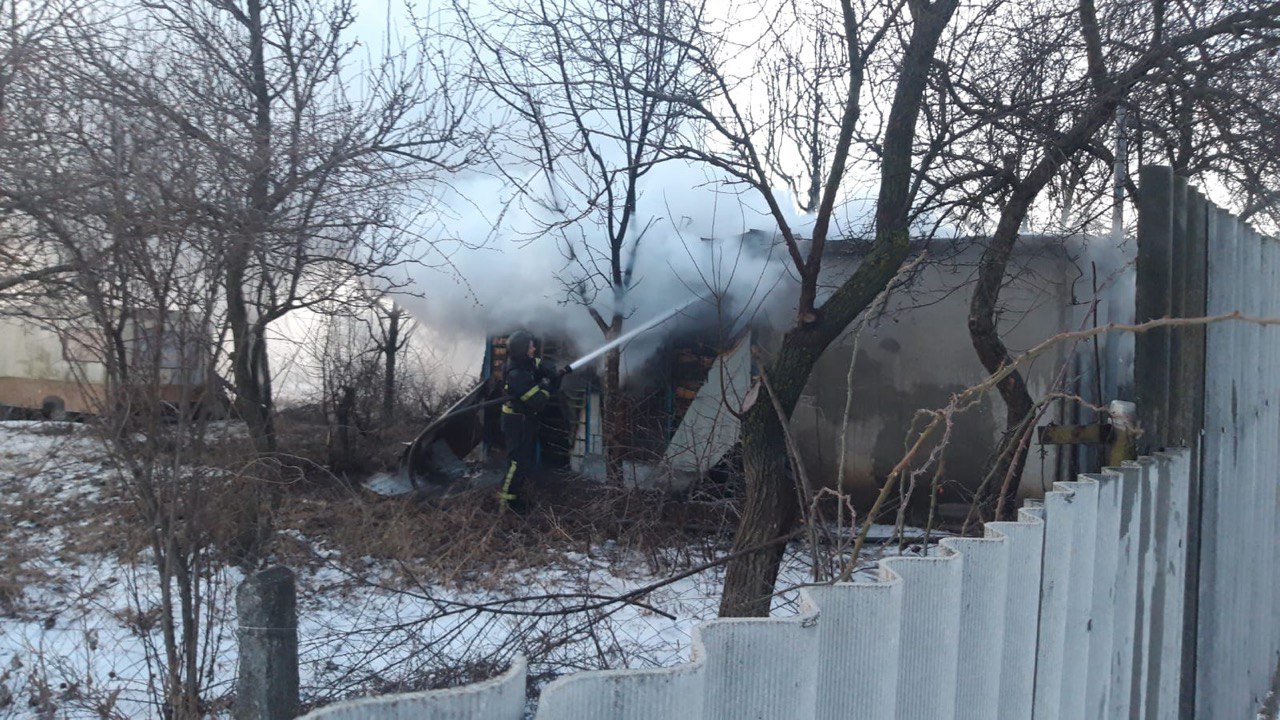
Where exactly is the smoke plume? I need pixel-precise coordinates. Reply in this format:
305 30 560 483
394 157 815 378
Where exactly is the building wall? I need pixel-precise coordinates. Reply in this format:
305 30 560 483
0 313 207 415
470 237 1109 508
790 241 1085 507
0 316 107 413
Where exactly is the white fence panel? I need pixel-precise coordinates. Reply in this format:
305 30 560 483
989 509 1045 720
1031 489 1074 720
1152 451 1189 719
1109 463 1143 719
300 657 527 720
1132 458 1157 720
535 655 704 720
1243 226 1264 712
882 554 963 720
1083 472 1120 718
807 572 903 720
1265 233 1276 678
697 602 821 720
943 534 1009 720
1059 477 1099 720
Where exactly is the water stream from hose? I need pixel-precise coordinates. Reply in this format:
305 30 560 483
566 297 701 371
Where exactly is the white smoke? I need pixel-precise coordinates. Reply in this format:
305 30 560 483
1072 229 1137 401
394 154 815 378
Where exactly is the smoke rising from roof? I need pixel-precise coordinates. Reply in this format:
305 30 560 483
395 157 817 377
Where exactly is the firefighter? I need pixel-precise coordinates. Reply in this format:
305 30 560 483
498 330 569 511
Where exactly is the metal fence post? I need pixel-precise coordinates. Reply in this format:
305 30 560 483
1136 166 1174 451
1167 175 1189 443
236 566 300 720
1177 188 1209 720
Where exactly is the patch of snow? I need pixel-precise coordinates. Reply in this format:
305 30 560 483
0 421 913 718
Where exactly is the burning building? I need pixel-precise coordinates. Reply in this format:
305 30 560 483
385 298 758 497
384 233 1122 514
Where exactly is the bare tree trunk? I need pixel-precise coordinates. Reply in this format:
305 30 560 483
968 210 1037 519
382 305 402 425
226 0 277 455
153 531 183 718
226 269 275 453
720 354 805 616
333 385 355 471
966 115 1118 517
175 554 199 719
603 316 624 485
966 0 1146 519
719 0 957 617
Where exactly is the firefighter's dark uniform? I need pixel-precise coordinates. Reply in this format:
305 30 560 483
499 337 563 510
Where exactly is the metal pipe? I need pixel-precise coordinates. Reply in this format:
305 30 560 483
1107 400 1139 465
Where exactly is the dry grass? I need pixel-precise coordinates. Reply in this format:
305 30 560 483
2 418 743 604
261 412 747 589
268 470 741 593
274 490 549 589
0 536 47 617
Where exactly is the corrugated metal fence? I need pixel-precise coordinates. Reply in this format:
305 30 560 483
1200 175 1280 719
302 453 1193 720
299 167 1278 719
1134 167 1280 719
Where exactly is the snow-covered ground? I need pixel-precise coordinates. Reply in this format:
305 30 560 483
1 420 899 718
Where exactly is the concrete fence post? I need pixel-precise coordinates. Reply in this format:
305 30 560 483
235 566 300 720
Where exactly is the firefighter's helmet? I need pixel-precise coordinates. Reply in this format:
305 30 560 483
507 329 537 358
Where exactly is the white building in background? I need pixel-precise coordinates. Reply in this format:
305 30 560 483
0 315 107 415
0 311 209 417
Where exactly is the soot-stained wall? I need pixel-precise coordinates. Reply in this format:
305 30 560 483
789 239 1086 509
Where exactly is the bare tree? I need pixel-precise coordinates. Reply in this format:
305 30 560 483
451 0 699 484
298 293 420 473
1133 20 1280 231
936 0 1280 518
0 16 242 710
375 299 413 425
62 0 477 454
0 0 94 304
0 2 479 711
599 0 961 616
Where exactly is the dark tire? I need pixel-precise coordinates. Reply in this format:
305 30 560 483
40 396 67 421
